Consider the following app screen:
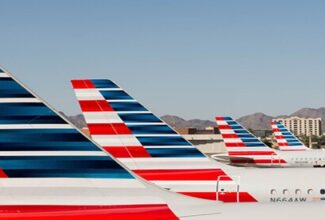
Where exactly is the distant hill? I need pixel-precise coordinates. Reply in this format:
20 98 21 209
63 107 325 131
161 115 215 129
291 107 325 118
161 113 275 130
237 108 325 131
60 112 86 129
161 108 325 130
237 113 273 130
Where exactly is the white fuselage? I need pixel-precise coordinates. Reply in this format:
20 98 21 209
139 157 325 203
277 149 325 167
1 177 325 220
214 149 325 168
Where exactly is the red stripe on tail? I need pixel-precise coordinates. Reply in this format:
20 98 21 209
79 100 113 112
218 125 231 129
221 134 239 138
71 80 95 89
104 147 151 158
0 169 7 178
88 123 132 135
225 143 245 147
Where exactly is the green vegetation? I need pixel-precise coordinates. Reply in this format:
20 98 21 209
299 135 325 149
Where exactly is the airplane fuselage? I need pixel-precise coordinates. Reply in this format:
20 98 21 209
278 149 325 167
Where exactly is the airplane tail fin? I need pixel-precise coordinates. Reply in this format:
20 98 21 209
0 69 133 179
271 121 308 151
71 79 256 201
0 67 175 216
71 79 205 159
215 117 286 165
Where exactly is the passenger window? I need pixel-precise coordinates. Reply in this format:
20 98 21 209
283 189 289 195
295 189 301 195
320 189 325 195
270 189 276 195
307 189 313 195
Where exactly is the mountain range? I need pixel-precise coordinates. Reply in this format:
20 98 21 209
237 107 325 131
63 107 325 131
161 108 325 131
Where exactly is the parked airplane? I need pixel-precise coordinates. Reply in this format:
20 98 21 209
272 120 309 151
272 120 325 166
215 117 325 167
0 66 287 220
3 68 325 220
0 67 179 219
72 79 325 203
1 67 325 219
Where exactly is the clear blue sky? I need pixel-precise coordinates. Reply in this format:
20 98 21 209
1 0 325 119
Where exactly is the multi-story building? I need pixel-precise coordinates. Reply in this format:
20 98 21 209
273 116 322 137
175 127 225 155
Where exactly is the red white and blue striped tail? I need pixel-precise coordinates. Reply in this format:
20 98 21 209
215 117 286 166
271 121 308 151
71 79 257 202
0 67 178 219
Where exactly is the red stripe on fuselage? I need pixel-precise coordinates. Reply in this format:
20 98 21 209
0 204 178 219
229 151 276 156
133 169 231 181
217 192 258 203
180 192 257 202
231 159 286 164
104 147 151 158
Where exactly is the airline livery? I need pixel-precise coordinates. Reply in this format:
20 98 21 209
0 66 325 219
216 117 325 167
272 121 309 151
72 79 325 203
0 68 181 219
272 120 325 166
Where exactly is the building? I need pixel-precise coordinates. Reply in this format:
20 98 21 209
251 130 273 138
82 126 226 155
175 127 225 155
273 116 322 137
